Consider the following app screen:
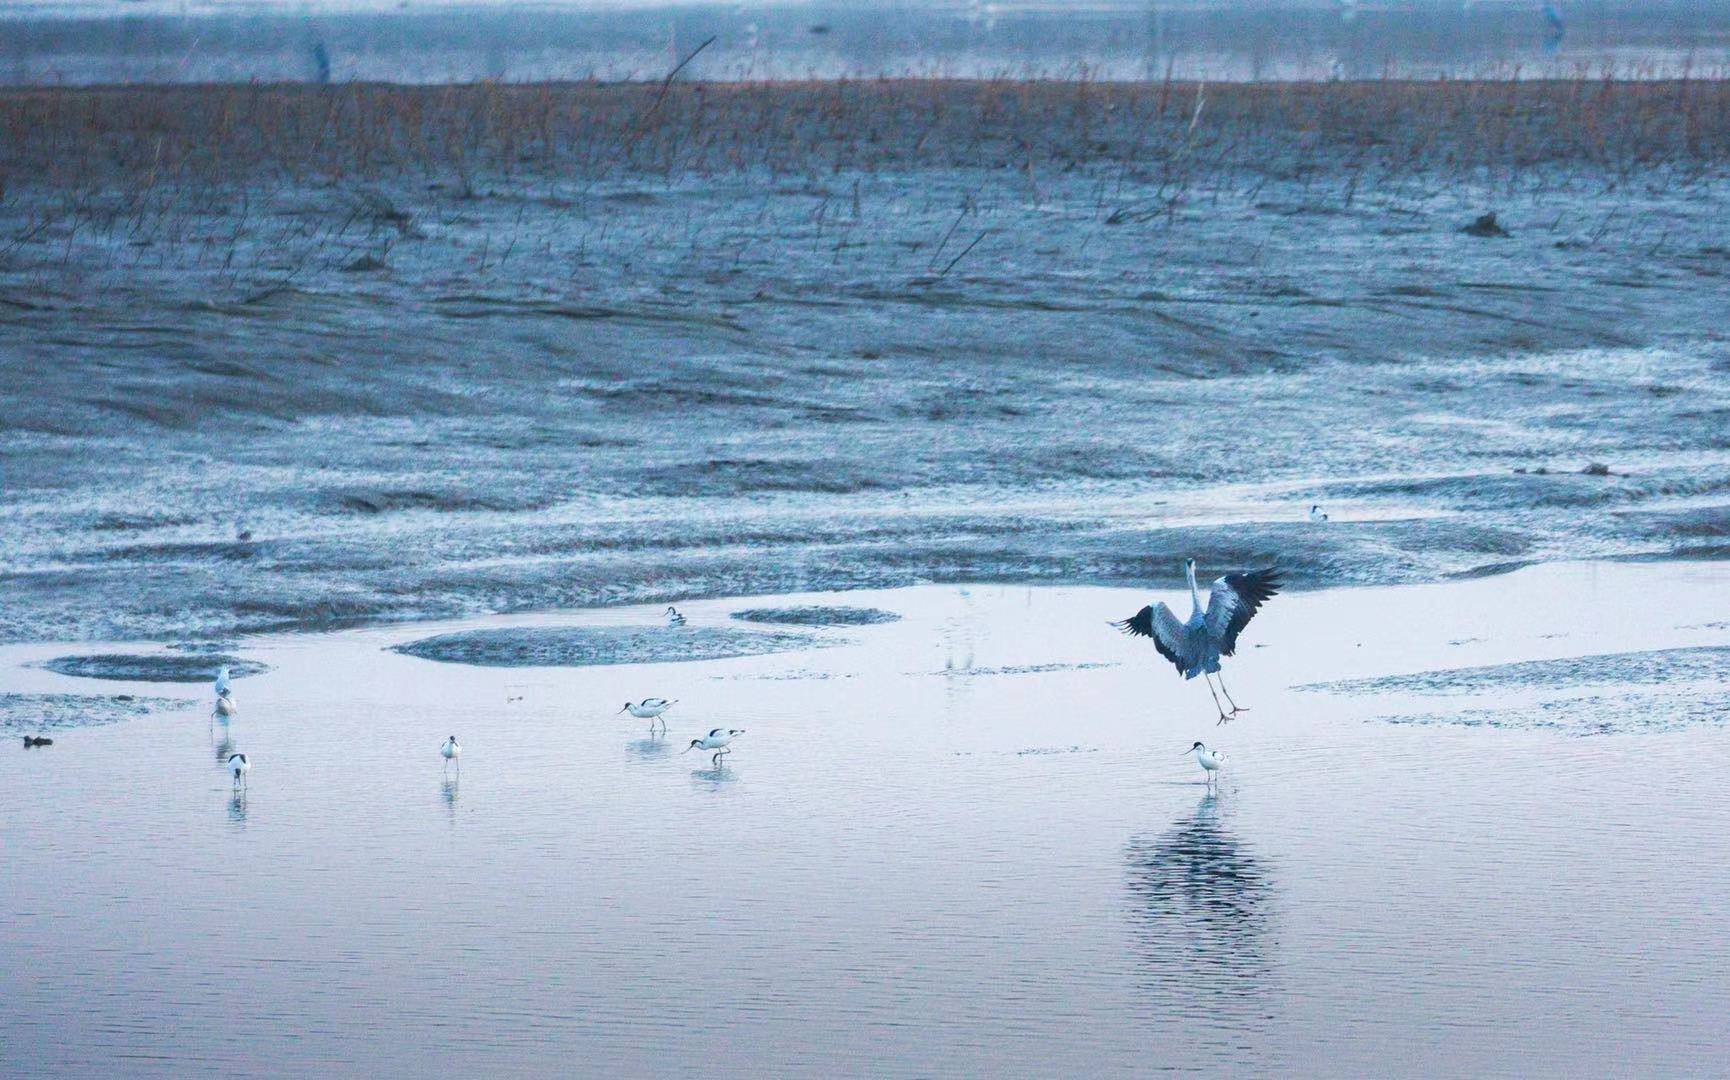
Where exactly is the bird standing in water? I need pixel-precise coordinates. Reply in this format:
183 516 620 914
440 736 461 773
228 753 250 789
1113 559 1281 724
686 728 744 767
1185 741 1224 786
665 606 687 627
215 688 237 718
1309 504 1329 522
622 698 677 734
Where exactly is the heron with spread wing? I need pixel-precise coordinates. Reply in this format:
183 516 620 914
1113 559 1281 724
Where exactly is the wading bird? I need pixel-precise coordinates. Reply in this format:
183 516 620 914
1185 741 1224 786
665 606 687 627
215 688 237 718
215 665 232 697
686 728 744 767
440 736 460 772
1309 504 1328 522
1113 560 1281 724
228 753 250 789
622 698 677 734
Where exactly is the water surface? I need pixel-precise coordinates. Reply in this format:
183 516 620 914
3 559 1727 1075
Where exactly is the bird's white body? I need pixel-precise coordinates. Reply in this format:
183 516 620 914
1309 505 1329 522
228 753 250 786
688 727 745 765
692 729 741 751
624 698 676 720
1186 742 1223 785
440 737 460 764
215 690 237 718
215 666 231 697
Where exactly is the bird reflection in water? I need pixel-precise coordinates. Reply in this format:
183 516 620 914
626 734 673 762
212 725 235 765
441 776 460 821
228 789 248 825
1124 792 1275 1013
690 764 737 789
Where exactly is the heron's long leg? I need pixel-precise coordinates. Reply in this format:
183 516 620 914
1217 675 1248 714
1203 674 1231 724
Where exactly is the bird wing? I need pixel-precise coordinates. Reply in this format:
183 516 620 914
708 728 725 738
1112 602 1193 675
1204 569 1282 656
643 698 669 707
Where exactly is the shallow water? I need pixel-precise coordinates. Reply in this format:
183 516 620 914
3 559 1728 1075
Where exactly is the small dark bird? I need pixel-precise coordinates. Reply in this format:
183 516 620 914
23 735 53 747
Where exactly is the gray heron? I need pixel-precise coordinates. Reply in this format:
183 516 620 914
1113 559 1281 723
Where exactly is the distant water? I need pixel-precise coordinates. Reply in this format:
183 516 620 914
6 1 1730 85
4 563 1730 1075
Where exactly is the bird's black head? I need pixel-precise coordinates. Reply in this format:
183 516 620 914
688 739 703 750
448 736 457 744
620 702 631 712
1191 741 1204 751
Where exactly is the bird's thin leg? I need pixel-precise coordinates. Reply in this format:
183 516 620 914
1217 675 1248 715
1204 674 1231 724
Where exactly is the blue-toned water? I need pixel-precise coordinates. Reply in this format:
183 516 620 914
4 561 1728 1075
6 1 1730 85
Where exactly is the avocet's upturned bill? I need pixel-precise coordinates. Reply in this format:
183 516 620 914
440 736 460 770
1113 559 1281 724
686 727 744 766
622 698 677 733
1185 741 1224 785
228 752 250 788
